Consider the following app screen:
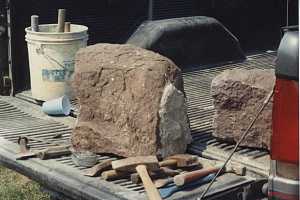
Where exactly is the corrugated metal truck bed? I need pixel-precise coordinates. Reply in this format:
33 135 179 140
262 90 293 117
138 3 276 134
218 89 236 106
0 51 276 200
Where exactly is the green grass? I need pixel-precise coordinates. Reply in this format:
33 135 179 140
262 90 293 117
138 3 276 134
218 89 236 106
0 165 50 200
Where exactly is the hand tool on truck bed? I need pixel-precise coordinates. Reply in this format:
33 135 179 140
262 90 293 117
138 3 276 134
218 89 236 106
84 159 114 177
198 90 274 200
18 135 69 146
159 174 216 199
37 145 71 160
173 165 245 186
159 167 182 176
130 154 199 184
112 156 162 200
155 162 244 190
130 170 167 184
159 154 200 168
16 136 71 160
100 155 192 181
16 145 71 160
18 136 30 154
101 169 130 181
154 177 174 189
130 167 182 185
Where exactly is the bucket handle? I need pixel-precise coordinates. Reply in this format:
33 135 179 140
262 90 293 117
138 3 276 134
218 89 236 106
36 44 66 69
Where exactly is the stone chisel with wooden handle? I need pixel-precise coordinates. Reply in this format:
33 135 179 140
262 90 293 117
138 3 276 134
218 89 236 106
174 165 221 186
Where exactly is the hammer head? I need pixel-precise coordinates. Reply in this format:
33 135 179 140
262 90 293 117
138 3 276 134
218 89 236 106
111 156 159 173
17 136 30 154
165 154 199 167
225 165 246 176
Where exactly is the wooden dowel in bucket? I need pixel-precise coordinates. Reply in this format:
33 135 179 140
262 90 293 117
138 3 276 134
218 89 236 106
57 9 66 32
64 22 71 32
31 15 39 32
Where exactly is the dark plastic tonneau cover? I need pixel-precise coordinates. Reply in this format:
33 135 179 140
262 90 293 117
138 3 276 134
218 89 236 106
127 16 245 67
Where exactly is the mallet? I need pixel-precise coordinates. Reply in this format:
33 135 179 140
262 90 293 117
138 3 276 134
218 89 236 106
112 156 162 200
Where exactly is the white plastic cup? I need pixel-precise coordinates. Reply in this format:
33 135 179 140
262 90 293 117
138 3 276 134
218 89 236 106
42 96 71 116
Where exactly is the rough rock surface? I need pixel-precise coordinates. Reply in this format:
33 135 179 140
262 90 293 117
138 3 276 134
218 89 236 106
211 69 275 150
71 43 191 158
158 83 191 157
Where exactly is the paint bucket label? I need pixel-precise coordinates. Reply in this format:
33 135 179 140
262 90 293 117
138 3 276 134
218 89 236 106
42 60 75 82
42 69 74 82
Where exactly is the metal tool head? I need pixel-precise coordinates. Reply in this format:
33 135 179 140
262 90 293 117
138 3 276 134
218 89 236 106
17 136 30 154
165 154 200 167
112 156 159 172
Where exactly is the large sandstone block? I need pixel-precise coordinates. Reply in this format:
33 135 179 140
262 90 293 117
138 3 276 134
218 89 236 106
211 69 275 150
71 44 191 158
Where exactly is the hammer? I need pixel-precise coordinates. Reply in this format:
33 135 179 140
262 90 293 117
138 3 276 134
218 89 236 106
159 154 200 168
173 164 246 186
112 156 162 200
129 154 199 185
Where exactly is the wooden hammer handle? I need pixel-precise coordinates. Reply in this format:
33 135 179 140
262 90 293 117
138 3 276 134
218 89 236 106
64 22 71 32
136 165 162 200
37 145 71 160
158 159 177 167
174 166 220 186
57 9 66 32
101 170 129 181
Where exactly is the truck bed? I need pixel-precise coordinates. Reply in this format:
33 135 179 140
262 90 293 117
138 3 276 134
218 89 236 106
0 52 276 200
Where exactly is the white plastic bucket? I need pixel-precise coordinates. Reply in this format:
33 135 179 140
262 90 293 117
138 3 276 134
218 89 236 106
25 24 88 101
